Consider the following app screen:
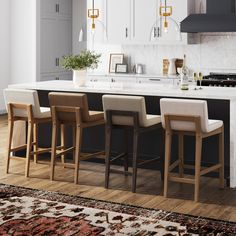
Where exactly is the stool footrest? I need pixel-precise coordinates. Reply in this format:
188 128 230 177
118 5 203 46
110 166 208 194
138 157 161 166
200 164 222 176
169 160 180 171
80 151 105 160
169 176 195 184
56 147 75 157
10 144 27 152
110 152 126 163
31 148 51 155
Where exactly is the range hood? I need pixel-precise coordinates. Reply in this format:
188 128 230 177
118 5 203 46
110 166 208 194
181 0 236 33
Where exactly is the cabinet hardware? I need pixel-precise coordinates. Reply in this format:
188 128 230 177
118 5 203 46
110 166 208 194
157 27 160 37
56 4 60 13
55 58 60 67
125 28 128 38
154 27 157 38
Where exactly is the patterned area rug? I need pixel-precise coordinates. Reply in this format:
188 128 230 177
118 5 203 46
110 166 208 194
0 184 235 236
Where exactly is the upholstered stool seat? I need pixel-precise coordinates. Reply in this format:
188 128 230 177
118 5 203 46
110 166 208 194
102 95 163 193
4 89 53 177
160 98 224 202
49 92 105 184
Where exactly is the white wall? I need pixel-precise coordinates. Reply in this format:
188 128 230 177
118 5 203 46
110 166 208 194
0 0 10 113
10 0 37 84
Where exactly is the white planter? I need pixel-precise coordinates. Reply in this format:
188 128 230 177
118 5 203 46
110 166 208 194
73 70 87 87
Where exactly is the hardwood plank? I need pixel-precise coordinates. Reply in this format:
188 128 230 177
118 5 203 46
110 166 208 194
0 115 235 222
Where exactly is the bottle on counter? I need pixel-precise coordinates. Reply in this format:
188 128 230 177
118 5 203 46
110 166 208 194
180 55 189 90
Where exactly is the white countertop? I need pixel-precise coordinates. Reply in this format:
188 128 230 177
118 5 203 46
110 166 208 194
9 80 236 101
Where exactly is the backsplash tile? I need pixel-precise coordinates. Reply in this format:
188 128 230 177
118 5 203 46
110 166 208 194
122 33 236 75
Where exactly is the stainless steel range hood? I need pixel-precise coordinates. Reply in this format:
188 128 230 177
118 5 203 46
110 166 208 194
181 0 236 33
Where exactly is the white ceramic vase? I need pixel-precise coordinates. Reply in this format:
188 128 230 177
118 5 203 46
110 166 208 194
73 69 87 87
168 58 177 75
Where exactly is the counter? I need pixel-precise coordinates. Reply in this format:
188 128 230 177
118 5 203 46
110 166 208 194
9 80 236 188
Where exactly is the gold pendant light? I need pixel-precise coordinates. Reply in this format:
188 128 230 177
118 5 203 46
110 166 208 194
159 0 173 33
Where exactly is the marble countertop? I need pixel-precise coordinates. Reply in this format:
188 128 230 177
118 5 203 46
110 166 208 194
9 80 236 101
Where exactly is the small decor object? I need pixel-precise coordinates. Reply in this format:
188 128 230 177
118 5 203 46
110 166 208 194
61 50 101 87
163 59 169 75
115 64 128 74
175 59 183 74
109 54 124 73
168 58 177 75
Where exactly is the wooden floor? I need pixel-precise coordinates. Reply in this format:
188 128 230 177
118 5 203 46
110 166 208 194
0 115 235 222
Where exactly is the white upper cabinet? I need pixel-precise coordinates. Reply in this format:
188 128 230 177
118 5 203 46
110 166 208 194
40 0 72 19
106 0 132 44
105 0 197 45
133 0 157 43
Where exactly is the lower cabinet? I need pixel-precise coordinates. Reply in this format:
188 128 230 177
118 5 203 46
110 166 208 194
40 71 72 81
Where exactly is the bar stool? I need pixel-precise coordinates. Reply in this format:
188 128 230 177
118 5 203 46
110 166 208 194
4 89 52 177
160 98 224 202
48 92 105 184
102 95 163 193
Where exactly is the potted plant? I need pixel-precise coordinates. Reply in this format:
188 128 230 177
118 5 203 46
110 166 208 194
61 50 101 87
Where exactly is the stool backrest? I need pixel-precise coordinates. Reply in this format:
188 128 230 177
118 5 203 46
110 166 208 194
48 92 90 122
160 98 209 133
4 89 41 118
102 95 147 127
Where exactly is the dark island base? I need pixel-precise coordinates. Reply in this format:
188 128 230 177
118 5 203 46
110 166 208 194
24 90 230 183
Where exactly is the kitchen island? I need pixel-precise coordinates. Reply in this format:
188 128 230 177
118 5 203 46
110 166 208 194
9 80 236 188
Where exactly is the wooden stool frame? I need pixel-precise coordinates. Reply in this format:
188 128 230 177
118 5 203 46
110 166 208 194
105 110 163 193
163 114 224 202
50 106 105 184
6 103 52 177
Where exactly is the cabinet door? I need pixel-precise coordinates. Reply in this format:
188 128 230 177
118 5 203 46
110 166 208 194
41 0 58 18
40 19 59 73
57 19 72 70
106 0 131 44
58 0 72 18
40 73 60 81
133 0 157 43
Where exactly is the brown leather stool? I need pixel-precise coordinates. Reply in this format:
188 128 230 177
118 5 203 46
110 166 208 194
49 92 105 184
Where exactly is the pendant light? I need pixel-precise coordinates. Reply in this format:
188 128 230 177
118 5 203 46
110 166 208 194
149 0 181 41
79 0 107 45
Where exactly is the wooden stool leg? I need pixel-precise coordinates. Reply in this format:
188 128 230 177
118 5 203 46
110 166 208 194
160 129 165 181
132 129 139 193
178 134 184 177
194 135 202 202
25 122 34 178
60 124 65 166
105 125 112 188
74 126 83 184
6 119 14 174
164 131 172 198
124 128 129 173
50 122 58 181
33 123 38 163
72 125 76 163
219 127 225 189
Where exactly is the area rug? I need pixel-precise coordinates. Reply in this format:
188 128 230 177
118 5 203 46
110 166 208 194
0 184 235 236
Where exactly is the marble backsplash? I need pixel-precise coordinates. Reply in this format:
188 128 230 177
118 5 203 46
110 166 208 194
122 33 236 75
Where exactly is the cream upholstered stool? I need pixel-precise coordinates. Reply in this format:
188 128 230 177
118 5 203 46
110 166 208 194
102 95 163 193
48 92 105 184
160 98 224 202
4 89 52 177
